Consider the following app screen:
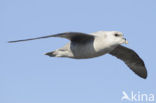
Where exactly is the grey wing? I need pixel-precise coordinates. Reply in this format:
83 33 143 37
109 45 147 79
8 32 94 43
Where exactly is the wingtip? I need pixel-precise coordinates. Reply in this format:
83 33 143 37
141 73 147 79
8 41 13 43
130 65 148 79
8 41 17 43
137 69 148 79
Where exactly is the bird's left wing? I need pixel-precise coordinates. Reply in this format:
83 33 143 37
8 32 94 43
109 45 147 79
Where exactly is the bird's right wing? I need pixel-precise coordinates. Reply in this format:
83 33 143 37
8 32 94 43
109 45 147 79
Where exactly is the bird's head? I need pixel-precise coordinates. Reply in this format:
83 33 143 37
104 31 128 45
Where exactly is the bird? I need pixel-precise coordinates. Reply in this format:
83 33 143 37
8 31 147 79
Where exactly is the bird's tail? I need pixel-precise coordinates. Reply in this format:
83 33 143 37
45 51 56 57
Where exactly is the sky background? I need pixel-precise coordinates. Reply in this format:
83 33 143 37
1 0 156 103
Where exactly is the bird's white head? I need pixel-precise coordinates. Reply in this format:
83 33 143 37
101 31 128 45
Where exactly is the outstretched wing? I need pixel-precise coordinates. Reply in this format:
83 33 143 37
109 45 147 79
8 32 95 43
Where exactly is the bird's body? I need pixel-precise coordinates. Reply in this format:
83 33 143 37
51 39 117 59
47 31 126 59
8 31 147 79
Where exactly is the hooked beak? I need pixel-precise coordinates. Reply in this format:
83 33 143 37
123 38 128 44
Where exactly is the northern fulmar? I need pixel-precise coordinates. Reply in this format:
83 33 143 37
8 31 147 79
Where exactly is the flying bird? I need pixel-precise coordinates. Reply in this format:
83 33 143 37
8 31 147 79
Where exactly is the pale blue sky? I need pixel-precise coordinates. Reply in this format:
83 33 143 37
1 0 156 103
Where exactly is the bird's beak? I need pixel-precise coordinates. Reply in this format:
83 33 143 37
123 38 128 44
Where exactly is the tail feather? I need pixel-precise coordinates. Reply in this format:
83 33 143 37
45 51 56 57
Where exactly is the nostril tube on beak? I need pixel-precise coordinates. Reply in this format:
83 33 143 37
123 38 128 44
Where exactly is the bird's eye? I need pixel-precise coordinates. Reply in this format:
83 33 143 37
114 34 120 37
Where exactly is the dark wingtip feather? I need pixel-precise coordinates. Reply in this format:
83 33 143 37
131 65 147 79
140 69 147 79
8 41 14 43
139 72 147 79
